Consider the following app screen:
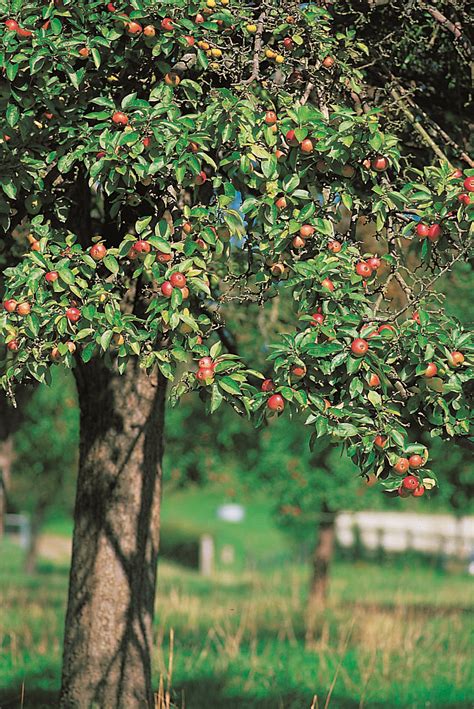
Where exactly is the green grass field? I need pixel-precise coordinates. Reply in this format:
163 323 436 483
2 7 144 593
1 488 473 708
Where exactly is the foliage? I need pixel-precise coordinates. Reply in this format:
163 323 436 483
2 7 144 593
0 0 472 501
9 368 78 518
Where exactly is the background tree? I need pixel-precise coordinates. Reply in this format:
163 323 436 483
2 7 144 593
9 369 77 572
0 0 472 706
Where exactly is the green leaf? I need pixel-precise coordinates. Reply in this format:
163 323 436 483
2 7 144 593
219 376 241 395
103 255 119 274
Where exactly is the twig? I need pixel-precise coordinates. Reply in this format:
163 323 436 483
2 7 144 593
419 2 471 54
389 88 452 165
241 11 267 85
300 82 315 106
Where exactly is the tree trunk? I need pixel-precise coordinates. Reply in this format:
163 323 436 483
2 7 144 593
305 507 336 645
60 358 167 708
0 437 14 537
24 498 48 574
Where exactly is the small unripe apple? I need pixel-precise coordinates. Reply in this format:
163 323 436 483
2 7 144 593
126 21 142 34
143 25 156 37
366 257 381 270
310 313 325 326
195 170 207 185
196 368 214 384
5 19 19 31
292 236 305 249
198 357 214 370
133 240 151 254
270 263 286 278
164 72 180 86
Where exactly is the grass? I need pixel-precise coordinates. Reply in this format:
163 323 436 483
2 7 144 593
1 487 473 708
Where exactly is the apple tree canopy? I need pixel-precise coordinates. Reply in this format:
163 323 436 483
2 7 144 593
0 0 472 496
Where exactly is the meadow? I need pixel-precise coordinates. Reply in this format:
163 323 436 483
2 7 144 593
1 488 473 709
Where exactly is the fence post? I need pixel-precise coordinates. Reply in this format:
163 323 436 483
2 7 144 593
199 534 214 577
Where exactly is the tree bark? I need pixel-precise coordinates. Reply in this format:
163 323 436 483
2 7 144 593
305 506 336 645
60 358 167 708
24 498 48 574
0 437 14 537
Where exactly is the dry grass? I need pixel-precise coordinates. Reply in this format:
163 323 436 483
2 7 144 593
1 543 473 708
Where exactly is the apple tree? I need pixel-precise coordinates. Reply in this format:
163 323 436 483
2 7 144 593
0 0 472 705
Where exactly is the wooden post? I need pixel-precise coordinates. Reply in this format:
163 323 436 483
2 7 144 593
199 534 214 577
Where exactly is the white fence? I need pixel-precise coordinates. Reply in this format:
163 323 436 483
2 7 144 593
336 512 474 559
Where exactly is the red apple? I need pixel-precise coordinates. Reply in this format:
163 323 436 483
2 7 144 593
463 176 474 192
328 240 342 253
300 138 314 154
45 271 59 283
351 338 369 357
412 485 425 497
161 17 174 31
170 272 186 288
371 155 388 172
111 111 128 126
261 379 275 392
416 223 430 238
374 435 387 449
65 306 81 323
427 224 442 241
299 225 314 238
267 394 285 412
17 302 31 316
265 111 277 125
356 262 373 278
402 475 419 491
285 129 299 147
3 299 18 313
393 458 410 475
408 454 424 469
90 243 107 261
161 281 173 297
368 373 380 388
321 278 334 292
424 362 438 378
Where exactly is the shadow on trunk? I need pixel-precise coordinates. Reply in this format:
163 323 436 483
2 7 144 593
60 358 167 708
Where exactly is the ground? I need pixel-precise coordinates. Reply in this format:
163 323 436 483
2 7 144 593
0 488 473 708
